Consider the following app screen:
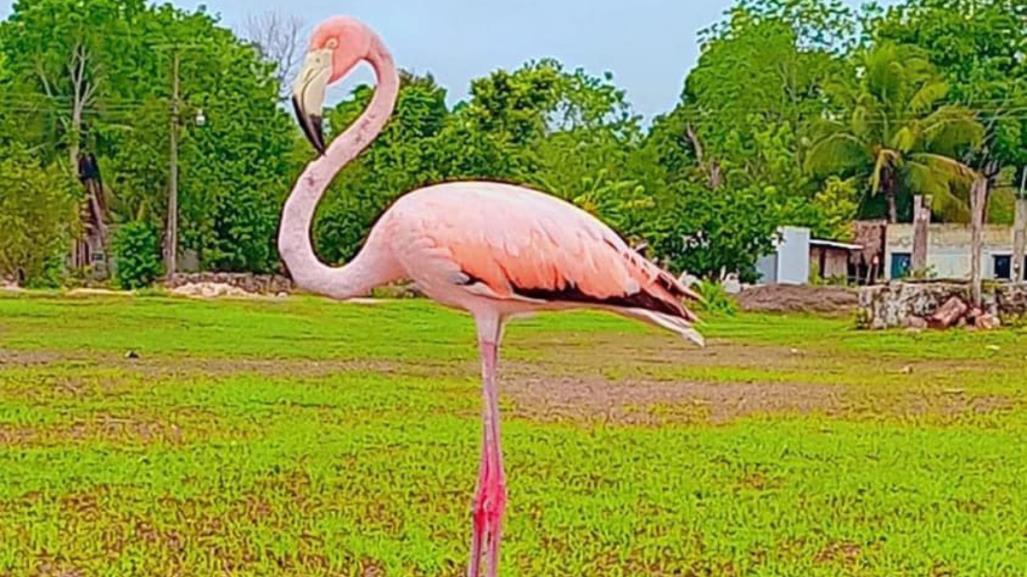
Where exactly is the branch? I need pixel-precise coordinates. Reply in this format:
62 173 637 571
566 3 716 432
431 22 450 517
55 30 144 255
35 63 55 99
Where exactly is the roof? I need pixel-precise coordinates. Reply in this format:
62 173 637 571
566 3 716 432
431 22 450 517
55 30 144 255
810 239 862 251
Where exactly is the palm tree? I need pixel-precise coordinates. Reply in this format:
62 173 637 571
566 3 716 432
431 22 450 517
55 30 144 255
806 43 984 223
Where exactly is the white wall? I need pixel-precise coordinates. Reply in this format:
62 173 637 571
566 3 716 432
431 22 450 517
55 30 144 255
776 226 811 285
886 223 1016 280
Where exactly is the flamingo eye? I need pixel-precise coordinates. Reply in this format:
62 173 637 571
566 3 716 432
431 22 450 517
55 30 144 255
325 38 339 50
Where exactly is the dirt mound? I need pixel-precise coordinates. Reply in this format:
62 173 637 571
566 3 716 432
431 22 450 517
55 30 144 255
737 284 858 314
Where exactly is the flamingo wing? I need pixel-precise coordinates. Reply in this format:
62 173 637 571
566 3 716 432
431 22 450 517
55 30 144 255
389 182 703 345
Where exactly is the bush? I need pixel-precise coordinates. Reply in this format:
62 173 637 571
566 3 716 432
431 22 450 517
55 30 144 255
0 146 78 285
112 221 163 289
694 280 738 316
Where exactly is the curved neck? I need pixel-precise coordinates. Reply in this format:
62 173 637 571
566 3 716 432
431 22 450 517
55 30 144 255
278 35 399 299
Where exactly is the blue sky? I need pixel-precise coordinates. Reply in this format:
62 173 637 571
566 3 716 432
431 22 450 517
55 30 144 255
1 0 881 118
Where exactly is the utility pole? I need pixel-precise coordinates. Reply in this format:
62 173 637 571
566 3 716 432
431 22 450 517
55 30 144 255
165 51 180 281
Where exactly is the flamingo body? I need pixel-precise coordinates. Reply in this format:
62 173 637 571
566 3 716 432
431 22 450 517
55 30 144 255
281 16 703 577
367 182 703 343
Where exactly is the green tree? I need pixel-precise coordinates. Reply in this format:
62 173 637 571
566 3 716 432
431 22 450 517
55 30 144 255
654 184 783 281
0 0 296 274
0 144 78 284
868 0 1027 198
683 8 847 192
806 42 985 223
313 63 644 263
438 59 639 187
705 0 858 50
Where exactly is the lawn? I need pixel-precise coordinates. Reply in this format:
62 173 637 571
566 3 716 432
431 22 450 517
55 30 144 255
1 292 1026 576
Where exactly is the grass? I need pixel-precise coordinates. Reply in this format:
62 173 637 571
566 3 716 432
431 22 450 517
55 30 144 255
1 292 1026 576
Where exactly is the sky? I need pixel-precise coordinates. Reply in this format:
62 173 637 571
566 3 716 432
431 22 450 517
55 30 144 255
0 0 880 118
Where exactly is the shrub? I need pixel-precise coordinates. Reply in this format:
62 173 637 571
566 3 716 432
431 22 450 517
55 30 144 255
0 146 78 285
694 280 737 316
112 221 163 289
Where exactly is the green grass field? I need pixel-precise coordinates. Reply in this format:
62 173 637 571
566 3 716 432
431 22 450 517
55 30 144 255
2 292 1026 576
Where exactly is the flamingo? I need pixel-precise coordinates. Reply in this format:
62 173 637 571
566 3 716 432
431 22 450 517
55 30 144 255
282 16 704 577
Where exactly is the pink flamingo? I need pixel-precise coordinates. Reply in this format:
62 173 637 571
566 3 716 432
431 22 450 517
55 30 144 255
282 16 704 577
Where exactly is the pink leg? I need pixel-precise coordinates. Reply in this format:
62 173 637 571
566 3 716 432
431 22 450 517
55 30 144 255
468 422 487 577
469 316 507 577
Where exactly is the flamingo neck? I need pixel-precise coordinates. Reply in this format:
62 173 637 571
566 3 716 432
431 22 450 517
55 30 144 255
278 35 399 299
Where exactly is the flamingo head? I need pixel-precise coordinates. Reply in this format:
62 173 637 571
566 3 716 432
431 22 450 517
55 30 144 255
292 16 374 155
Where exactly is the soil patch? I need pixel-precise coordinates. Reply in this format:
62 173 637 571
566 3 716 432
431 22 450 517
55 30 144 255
0 349 62 366
503 374 843 424
737 284 858 314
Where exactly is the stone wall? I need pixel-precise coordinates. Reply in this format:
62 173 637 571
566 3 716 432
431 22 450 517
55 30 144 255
858 282 1027 329
167 273 293 295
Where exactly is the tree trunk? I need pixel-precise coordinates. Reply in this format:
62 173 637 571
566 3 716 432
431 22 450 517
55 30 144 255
970 177 987 306
1014 196 1026 283
886 189 898 224
911 195 931 274
1015 167 1027 283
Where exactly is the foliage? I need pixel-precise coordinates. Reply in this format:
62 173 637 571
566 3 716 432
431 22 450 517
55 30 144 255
684 10 844 193
2 0 1026 283
315 73 450 264
0 144 78 285
313 63 642 265
0 0 295 274
653 184 782 282
111 220 162 289
806 42 985 222
693 280 738 315
810 176 860 240
571 170 656 243
867 0 1027 173
704 0 858 50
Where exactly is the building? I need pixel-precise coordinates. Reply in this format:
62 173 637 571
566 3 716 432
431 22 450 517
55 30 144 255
884 223 1024 281
756 226 862 285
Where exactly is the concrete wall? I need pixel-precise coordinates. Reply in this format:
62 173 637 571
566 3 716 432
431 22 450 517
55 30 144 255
777 226 811 285
886 223 1017 280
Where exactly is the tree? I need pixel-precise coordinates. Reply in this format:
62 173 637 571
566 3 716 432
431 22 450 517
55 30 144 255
806 42 984 223
652 184 783 281
868 0 1027 205
245 10 303 102
438 59 639 186
1 0 297 274
0 144 78 284
683 13 833 191
705 0 858 50
312 62 646 264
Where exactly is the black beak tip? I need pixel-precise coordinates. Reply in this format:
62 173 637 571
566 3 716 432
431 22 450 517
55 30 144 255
311 115 326 156
292 96 327 156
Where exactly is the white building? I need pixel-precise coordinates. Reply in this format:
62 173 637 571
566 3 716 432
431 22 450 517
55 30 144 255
756 226 862 285
884 223 1024 281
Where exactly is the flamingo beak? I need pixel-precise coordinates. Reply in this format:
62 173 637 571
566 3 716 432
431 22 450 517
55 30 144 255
292 49 332 155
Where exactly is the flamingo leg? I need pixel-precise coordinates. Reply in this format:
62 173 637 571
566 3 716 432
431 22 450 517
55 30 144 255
468 421 487 577
469 316 507 577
